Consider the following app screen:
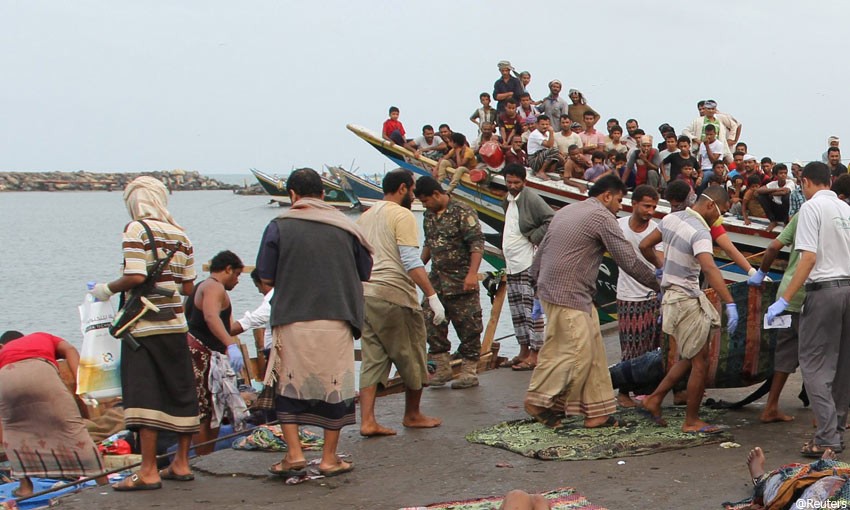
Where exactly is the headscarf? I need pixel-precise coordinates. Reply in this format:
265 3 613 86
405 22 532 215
568 89 586 104
123 176 182 229
278 197 373 254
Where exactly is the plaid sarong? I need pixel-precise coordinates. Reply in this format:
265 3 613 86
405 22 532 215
507 270 543 350
528 148 561 172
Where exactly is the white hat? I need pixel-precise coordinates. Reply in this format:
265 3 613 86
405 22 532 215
743 154 757 162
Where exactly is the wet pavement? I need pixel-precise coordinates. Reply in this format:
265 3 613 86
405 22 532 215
59 327 820 510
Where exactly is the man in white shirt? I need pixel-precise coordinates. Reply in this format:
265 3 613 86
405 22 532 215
697 125 728 191
614 185 663 407
230 269 274 359
405 125 447 160
755 163 796 232
500 164 553 370
554 114 583 156
767 162 850 457
526 115 563 180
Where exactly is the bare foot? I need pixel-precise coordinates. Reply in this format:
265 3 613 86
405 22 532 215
402 413 442 428
822 448 837 461
617 392 637 408
640 396 667 427
747 447 765 481
360 423 397 437
759 410 795 423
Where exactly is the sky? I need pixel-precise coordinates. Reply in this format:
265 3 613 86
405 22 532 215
1 1 848 176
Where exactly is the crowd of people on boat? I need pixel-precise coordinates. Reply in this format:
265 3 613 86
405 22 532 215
383 60 846 235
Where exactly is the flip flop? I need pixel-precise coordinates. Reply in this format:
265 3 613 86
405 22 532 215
159 466 195 481
112 473 162 492
500 356 524 368
684 424 727 435
586 415 619 429
636 407 667 427
319 460 354 478
511 361 536 371
268 458 308 477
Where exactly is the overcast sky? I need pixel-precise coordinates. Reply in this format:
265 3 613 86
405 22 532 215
1 1 847 176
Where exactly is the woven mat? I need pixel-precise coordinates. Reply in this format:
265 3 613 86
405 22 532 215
399 487 607 510
466 407 732 460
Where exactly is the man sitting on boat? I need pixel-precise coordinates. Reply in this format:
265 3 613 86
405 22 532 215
526 115 564 180
406 124 447 160
435 132 479 194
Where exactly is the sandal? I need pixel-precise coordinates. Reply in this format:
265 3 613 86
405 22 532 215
636 407 668 427
319 459 354 477
112 473 162 492
528 407 564 429
586 415 619 429
800 441 842 458
268 457 307 477
511 361 536 371
159 466 195 481
500 356 524 368
683 424 727 435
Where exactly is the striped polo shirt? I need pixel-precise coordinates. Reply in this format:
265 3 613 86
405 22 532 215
658 209 713 297
122 219 196 337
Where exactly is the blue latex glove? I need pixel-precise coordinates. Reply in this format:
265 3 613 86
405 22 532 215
766 298 789 325
226 344 245 374
747 269 766 287
725 303 739 335
654 267 663 280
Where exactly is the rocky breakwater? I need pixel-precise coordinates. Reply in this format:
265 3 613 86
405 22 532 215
0 170 238 192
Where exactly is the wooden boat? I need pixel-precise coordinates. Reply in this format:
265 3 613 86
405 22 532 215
250 168 359 208
326 165 384 201
347 123 787 322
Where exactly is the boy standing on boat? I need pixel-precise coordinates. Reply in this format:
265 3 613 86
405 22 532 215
413 176 485 390
501 164 553 371
525 175 659 429
356 169 444 436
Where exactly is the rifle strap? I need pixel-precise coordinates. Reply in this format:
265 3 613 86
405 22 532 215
137 220 160 265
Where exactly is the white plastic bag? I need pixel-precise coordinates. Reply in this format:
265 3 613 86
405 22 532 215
77 294 122 398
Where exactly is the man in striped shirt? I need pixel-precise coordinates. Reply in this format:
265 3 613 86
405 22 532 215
525 175 660 429
637 187 738 434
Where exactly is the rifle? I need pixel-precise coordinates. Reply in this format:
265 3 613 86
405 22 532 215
109 221 182 351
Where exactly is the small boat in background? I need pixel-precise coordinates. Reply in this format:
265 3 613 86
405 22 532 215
250 168 359 208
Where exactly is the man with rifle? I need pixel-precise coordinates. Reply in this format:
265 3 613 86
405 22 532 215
91 176 199 491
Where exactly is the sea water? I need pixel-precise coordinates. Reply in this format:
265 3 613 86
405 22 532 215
0 190 518 359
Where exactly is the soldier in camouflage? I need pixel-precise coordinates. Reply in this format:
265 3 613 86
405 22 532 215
413 176 485 389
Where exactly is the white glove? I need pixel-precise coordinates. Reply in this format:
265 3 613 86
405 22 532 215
91 283 114 301
426 294 446 325
226 344 245 374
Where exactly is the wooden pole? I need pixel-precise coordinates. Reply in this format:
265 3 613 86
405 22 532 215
479 275 507 355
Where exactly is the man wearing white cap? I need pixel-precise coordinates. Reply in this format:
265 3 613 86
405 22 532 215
540 80 569 126
493 61 524 113
821 136 840 163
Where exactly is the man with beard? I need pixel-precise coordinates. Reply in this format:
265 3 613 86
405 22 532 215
406 125 447 160
826 147 847 178
539 80 569 127
624 119 641 150
356 169 445 436
493 60 524 112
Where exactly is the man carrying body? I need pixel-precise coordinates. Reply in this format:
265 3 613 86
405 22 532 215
185 250 245 455
766 162 850 457
357 169 444 436
615 185 663 407
525 175 660 429
406 125 447 160
527 115 564 180
500 164 553 370
413 176 485 390
91 176 199 490
256 167 373 477
638 188 739 433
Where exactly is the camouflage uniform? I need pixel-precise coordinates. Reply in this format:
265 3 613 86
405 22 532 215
421 199 485 361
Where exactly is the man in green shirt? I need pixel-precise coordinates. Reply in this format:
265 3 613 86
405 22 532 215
747 214 804 424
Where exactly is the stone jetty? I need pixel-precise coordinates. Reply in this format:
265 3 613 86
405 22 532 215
0 170 238 192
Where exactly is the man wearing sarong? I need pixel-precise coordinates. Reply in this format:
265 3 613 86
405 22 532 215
525 175 660 429
256 167 373 477
638 187 738 433
767 162 850 457
185 250 245 455
413 176 485 390
500 164 553 371
615 185 663 407
91 176 199 490
356 169 444 436
0 331 106 497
